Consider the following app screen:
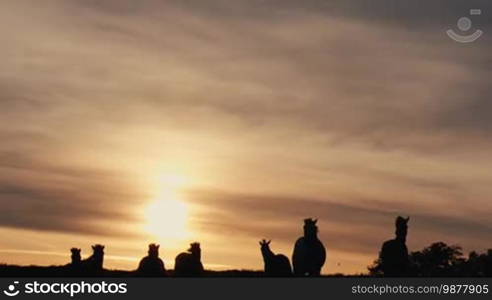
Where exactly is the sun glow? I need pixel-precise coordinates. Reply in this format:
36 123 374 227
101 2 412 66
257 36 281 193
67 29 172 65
144 174 191 241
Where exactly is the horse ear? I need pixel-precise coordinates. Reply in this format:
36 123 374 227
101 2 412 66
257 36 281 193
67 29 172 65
92 245 96 250
314 219 318 224
267 240 271 245
405 216 410 223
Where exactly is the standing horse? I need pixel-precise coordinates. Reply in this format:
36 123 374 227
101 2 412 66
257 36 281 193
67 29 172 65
292 218 326 276
379 216 410 276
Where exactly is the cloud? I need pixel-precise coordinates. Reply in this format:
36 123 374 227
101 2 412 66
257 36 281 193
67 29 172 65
0 152 146 237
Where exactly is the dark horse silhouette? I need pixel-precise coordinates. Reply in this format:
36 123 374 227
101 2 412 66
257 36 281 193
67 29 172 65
65 247 83 275
81 244 105 275
379 216 410 276
174 242 204 277
70 248 81 267
292 218 326 276
259 239 292 276
137 244 167 277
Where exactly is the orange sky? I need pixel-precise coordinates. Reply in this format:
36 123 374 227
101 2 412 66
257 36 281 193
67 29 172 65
0 1 491 274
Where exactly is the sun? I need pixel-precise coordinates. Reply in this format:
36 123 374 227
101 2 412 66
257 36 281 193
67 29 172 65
144 175 191 241
145 190 190 240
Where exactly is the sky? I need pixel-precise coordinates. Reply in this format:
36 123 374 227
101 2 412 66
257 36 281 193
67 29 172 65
0 0 491 274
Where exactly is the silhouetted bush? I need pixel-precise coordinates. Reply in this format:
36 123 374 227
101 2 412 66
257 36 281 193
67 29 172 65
369 242 492 277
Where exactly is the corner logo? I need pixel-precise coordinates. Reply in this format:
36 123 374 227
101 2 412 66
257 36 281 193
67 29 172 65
447 9 483 43
3 282 20 297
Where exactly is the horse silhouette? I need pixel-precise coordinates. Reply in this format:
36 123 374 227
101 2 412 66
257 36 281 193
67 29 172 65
81 244 105 275
70 248 81 266
64 247 83 276
379 216 410 276
174 242 204 277
137 244 166 277
292 218 326 276
259 239 292 276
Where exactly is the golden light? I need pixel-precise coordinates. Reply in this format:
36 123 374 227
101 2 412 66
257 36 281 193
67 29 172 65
143 174 192 241
158 174 188 187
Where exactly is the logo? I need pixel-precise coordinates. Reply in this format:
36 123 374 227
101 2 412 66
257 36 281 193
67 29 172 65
3 281 20 297
447 9 483 43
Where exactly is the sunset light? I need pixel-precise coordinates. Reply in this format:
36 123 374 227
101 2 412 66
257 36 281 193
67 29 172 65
144 192 190 241
144 175 192 241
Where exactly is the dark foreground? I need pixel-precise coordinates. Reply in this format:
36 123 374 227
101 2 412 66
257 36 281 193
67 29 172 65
0 264 256 277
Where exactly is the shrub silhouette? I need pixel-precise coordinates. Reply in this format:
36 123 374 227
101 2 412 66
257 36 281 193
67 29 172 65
463 249 492 277
370 241 492 277
292 218 326 276
174 242 204 277
410 242 463 276
137 243 167 277
259 239 292 276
